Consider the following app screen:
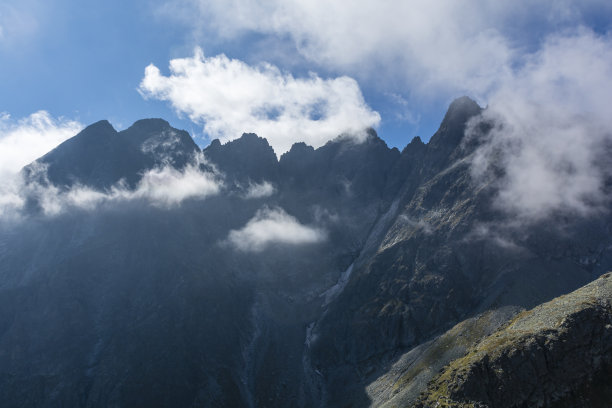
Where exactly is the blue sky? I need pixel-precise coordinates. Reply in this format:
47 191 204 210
1 0 198 132
1 0 612 156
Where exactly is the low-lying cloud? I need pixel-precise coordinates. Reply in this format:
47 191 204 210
139 49 380 155
226 206 325 252
468 29 612 222
0 157 222 220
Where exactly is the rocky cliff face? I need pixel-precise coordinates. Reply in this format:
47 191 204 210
417 272 612 408
0 97 611 407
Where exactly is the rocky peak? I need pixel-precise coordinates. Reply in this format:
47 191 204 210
83 119 116 134
22 119 132 189
427 96 482 155
402 135 426 156
282 142 315 159
203 133 279 183
59 119 117 146
125 118 171 132
445 96 482 121
279 129 400 203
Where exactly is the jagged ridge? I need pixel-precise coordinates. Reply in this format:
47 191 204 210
1 97 611 408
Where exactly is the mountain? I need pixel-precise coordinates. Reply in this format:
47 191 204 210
22 118 199 189
0 97 611 407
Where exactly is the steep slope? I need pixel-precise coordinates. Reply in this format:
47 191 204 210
366 306 520 408
0 119 404 407
417 272 612 408
305 97 612 407
197 129 402 406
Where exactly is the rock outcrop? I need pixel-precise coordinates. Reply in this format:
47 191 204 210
417 272 612 408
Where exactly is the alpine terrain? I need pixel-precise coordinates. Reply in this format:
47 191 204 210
1 97 611 407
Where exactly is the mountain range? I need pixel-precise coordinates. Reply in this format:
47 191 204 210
0 97 611 407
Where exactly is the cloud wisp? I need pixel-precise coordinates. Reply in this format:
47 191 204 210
0 111 83 220
139 49 380 155
242 181 275 199
226 206 326 252
467 29 612 222
0 155 222 220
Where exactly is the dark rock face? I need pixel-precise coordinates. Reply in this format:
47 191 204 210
1 97 611 408
417 273 612 408
203 133 279 184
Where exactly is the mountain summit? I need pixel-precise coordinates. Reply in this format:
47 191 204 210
23 118 199 190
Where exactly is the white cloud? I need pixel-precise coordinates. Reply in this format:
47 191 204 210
129 163 221 206
467 29 612 221
243 181 275 199
0 176 25 219
0 111 82 178
139 49 380 155
226 207 325 252
0 111 82 220
159 0 611 101
0 156 222 219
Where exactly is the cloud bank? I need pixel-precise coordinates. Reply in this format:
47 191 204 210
468 29 612 221
226 207 325 252
139 49 380 155
0 156 222 220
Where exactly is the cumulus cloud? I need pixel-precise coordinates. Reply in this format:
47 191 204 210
0 111 82 178
226 207 325 252
467 29 612 221
139 49 380 155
